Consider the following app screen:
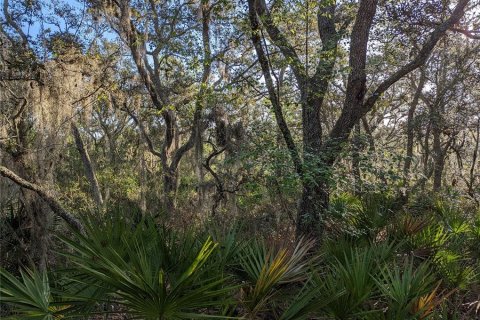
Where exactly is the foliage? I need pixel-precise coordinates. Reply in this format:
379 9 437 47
1 203 480 318
235 237 318 317
375 260 435 320
0 268 59 320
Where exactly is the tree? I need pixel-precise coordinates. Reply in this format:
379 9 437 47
247 0 473 238
0 0 110 268
87 0 216 217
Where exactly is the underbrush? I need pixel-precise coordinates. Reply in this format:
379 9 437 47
1 193 479 319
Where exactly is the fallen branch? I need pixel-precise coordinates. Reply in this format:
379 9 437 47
0 165 85 234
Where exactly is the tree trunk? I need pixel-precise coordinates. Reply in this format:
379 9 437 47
403 71 426 197
23 190 49 271
431 104 444 192
432 133 446 192
352 123 362 195
139 152 147 214
163 168 178 216
296 85 328 239
71 122 103 208
361 117 376 152
467 119 480 203
195 124 205 209
297 180 329 238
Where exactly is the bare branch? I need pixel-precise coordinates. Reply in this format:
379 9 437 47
450 27 480 39
0 165 84 234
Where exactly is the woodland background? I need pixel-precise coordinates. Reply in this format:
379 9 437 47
1 0 480 319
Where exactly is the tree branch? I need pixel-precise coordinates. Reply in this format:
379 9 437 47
254 0 306 84
3 0 29 48
450 27 480 39
248 0 303 177
362 0 470 114
0 165 84 234
326 0 378 162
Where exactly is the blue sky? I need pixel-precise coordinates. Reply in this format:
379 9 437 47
2 0 117 50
